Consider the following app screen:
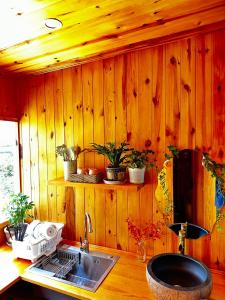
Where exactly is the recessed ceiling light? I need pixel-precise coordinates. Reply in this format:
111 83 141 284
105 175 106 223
45 18 62 29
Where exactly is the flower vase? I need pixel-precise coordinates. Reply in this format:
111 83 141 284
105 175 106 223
136 240 146 262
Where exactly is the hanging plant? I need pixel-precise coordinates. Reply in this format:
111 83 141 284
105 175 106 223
156 145 180 222
164 145 180 160
202 153 225 230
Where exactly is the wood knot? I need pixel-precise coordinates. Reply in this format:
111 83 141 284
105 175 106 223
217 84 222 92
145 78 150 84
145 139 151 147
133 89 137 97
183 83 191 93
166 127 172 136
152 96 159 106
50 131 54 139
170 56 176 65
64 121 66 127
127 132 132 141
157 136 160 142
176 112 180 120
191 127 195 135
156 19 165 25
105 34 118 39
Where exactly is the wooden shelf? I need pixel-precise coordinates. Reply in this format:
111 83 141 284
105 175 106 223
48 177 144 191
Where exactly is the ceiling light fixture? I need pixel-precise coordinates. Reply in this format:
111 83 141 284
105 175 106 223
44 18 62 29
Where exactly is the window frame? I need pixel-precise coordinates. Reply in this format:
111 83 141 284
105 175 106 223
0 119 21 225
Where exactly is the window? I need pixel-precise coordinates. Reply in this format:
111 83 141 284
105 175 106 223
0 121 20 221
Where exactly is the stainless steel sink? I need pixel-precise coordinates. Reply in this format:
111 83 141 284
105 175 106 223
26 244 119 292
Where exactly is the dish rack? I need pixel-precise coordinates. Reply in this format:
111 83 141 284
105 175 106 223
31 249 79 278
11 221 64 262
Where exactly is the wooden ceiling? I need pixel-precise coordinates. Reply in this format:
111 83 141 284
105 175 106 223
0 0 225 75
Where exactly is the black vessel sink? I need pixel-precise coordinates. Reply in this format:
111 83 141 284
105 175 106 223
146 253 212 300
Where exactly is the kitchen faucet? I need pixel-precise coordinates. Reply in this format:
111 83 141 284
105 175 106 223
178 222 187 255
80 212 93 253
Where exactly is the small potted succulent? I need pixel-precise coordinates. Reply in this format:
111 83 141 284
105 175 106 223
127 149 155 184
91 142 132 182
3 193 34 244
56 144 86 180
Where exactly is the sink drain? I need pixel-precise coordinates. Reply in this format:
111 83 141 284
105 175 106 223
173 284 182 288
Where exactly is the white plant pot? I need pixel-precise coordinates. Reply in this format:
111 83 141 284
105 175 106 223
128 167 146 184
63 160 77 181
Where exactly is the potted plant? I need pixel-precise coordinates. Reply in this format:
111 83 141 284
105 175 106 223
127 149 155 184
56 144 86 180
3 193 34 243
91 142 132 182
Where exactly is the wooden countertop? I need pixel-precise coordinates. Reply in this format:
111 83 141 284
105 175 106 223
1 240 225 299
0 244 30 294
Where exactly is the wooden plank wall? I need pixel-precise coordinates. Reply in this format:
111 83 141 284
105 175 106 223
0 76 17 120
16 29 225 271
0 76 17 245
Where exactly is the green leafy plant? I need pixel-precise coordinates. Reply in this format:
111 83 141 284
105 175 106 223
202 153 225 230
91 142 132 168
126 149 155 169
3 193 34 226
157 145 179 223
3 193 34 241
56 144 87 161
165 145 179 160
202 153 225 191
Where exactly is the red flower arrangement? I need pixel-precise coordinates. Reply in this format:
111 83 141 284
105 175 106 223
126 218 162 243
